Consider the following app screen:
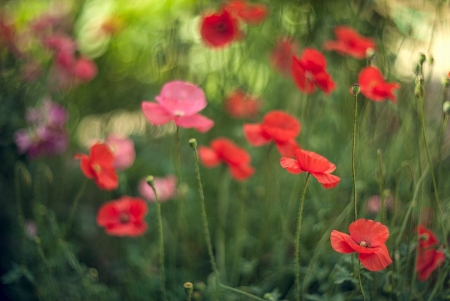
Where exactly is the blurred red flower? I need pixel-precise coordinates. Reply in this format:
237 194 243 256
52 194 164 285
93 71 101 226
199 137 254 181
291 48 335 95
280 148 340 188
330 219 392 271
323 26 375 59
75 143 118 190
200 10 240 48
416 225 445 281
244 110 300 157
97 196 148 237
225 89 260 119
358 67 400 102
270 37 298 76
223 0 268 25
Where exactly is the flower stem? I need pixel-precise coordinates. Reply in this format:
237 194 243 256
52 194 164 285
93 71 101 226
358 262 366 301
65 179 87 237
351 90 358 221
189 139 265 301
14 162 31 264
295 173 310 301
147 176 168 301
377 149 385 223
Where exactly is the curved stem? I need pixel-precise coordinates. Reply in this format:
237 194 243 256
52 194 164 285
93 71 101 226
190 139 265 301
295 173 310 301
65 179 87 237
358 262 366 301
352 93 358 221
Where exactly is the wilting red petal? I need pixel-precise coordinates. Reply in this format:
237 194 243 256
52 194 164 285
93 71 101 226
229 164 254 180
324 26 375 59
275 139 299 157
291 56 315 94
358 244 392 271
243 124 271 146
295 149 332 173
349 218 389 247
198 146 221 167
358 67 400 102
312 70 335 95
261 110 300 142
200 10 240 48
176 114 214 133
280 157 303 174
223 0 268 25
141 102 173 125
311 172 340 189
418 250 445 281
416 225 446 281
330 230 357 254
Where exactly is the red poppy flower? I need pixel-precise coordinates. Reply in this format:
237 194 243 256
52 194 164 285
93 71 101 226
200 9 240 48
199 137 254 181
225 89 260 119
291 48 335 95
358 67 400 102
244 110 300 157
97 196 148 237
223 0 268 25
323 26 376 59
330 219 392 271
280 148 340 189
75 143 119 190
416 225 445 281
270 37 298 76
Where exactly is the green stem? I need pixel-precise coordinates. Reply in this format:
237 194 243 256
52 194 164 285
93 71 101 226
295 173 310 301
358 262 366 301
351 92 358 221
148 176 168 301
15 162 31 263
377 149 385 223
65 179 87 237
190 139 265 301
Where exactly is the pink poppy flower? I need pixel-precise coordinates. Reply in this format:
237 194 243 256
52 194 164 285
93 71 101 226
105 135 136 171
141 81 214 133
358 67 400 102
138 176 177 202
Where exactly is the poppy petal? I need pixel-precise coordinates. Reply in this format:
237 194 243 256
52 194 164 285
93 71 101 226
95 166 119 190
358 244 392 271
280 157 303 174
310 172 340 189
75 154 95 179
291 56 315 94
198 146 221 167
330 230 356 254
243 124 271 146
348 218 389 247
276 139 299 157
90 143 115 165
261 110 301 142
155 81 207 116
211 138 251 165
141 102 173 125
418 250 445 281
175 114 214 133
229 164 254 181
295 149 333 173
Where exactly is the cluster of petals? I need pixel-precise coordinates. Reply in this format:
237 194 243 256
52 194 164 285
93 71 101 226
330 219 392 271
75 143 119 190
323 26 376 59
280 148 340 189
270 37 298 76
141 81 214 133
200 0 268 48
199 137 254 181
358 67 400 102
416 225 445 281
244 110 300 157
291 48 335 95
225 89 260 119
138 175 177 202
14 99 69 158
105 135 136 171
97 196 148 237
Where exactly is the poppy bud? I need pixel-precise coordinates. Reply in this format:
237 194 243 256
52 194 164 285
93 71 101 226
189 138 197 149
443 101 450 115
146 175 155 187
366 48 375 60
184 282 193 296
351 84 360 96
442 76 450 88
419 53 426 64
429 55 434 65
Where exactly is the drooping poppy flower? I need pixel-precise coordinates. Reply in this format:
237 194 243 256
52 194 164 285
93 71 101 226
199 137 254 181
223 0 268 25
244 110 300 157
416 225 445 281
225 89 260 119
330 218 392 271
280 148 340 189
75 143 119 190
200 9 240 48
323 26 376 59
105 135 135 171
141 81 214 133
96 196 148 237
138 175 177 202
291 48 335 95
270 37 298 76
358 67 400 102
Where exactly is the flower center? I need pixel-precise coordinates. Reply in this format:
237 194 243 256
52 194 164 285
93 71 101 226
173 110 184 117
92 163 101 173
119 212 130 223
216 22 228 33
360 241 367 247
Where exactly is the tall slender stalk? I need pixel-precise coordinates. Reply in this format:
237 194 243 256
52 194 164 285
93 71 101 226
65 179 87 237
147 176 168 301
189 139 265 301
295 173 310 301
